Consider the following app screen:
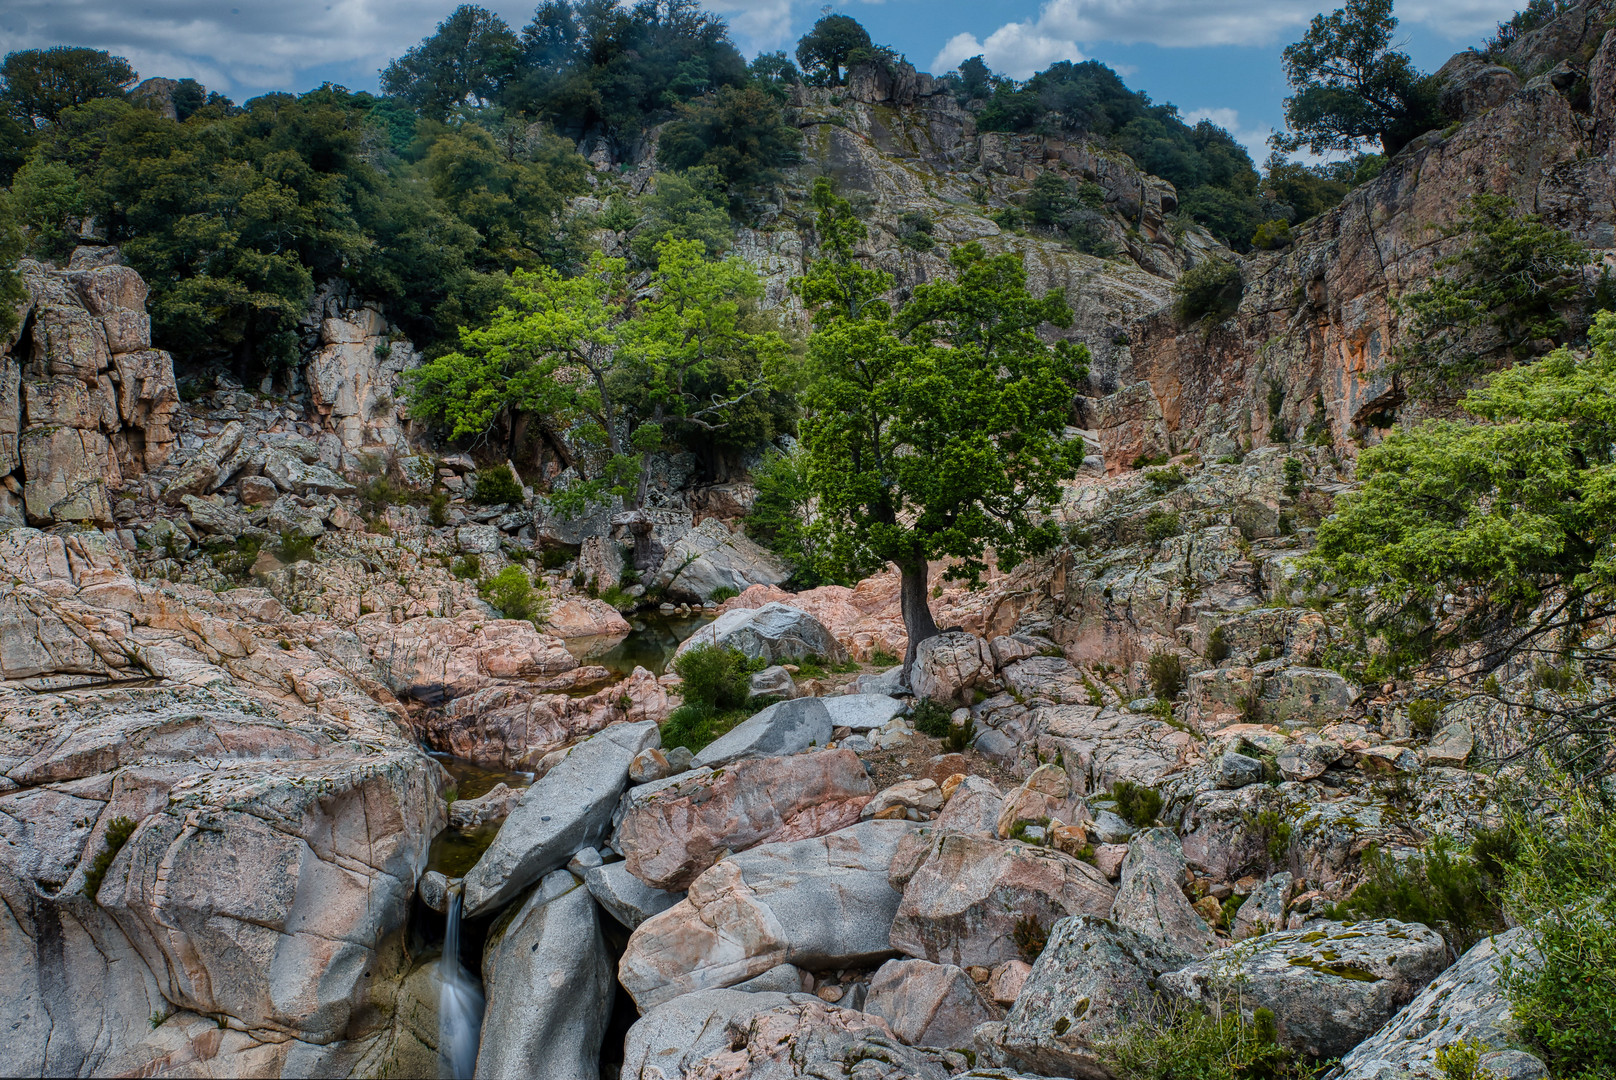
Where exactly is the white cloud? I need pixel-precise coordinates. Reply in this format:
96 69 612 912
705 0 796 53
1182 106 1276 164
932 23 1084 80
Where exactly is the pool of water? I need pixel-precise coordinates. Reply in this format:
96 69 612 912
564 610 716 677
426 756 535 878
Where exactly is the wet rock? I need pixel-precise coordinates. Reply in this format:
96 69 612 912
690 696 834 769
618 748 874 891
475 869 612 1080
448 782 523 829
619 820 916 1010
584 860 684 930
890 834 1117 968
864 958 1001 1047
675 601 847 665
994 915 1193 1078
1110 828 1216 955
1161 919 1450 1058
1336 927 1542 1080
462 720 659 917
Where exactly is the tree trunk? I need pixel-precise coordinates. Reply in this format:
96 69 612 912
899 557 940 686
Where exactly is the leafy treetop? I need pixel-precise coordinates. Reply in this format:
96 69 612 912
2 46 137 127
794 14 873 86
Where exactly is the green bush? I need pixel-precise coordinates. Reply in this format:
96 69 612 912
539 546 574 570
1207 625 1231 665
206 536 261 581
1147 649 1186 700
1112 780 1164 828
480 565 543 622
708 586 740 603
659 702 720 754
1173 259 1243 324
1325 837 1505 955
1013 915 1048 962
1144 465 1186 495
275 530 317 564
672 644 754 709
910 697 954 737
1252 219 1293 250
1098 999 1313 1080
1407 698 1441 738
429 491 450 526
869 648 899 667
82 815 138 901
1144 509 1182 544
472 464 524 506
451 553 481 580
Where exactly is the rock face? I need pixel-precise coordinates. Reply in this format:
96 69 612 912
462 720 659 916
995 915 1192 1078
0 528 440 1076
621 988 800 1079
585 860 684 930
1109 828 1216 955
475 869 612 1080
864 958 1001 1048
690 696 835 769
303 300 421 452
1161 919 1451 1058
617 748 874 891
4 256 178 525
912 632 994 703
1336 927 1544 1080
619 820 916 1010
644 517 791 602
357 614 579 704
890 834 1118 968
676 600 847 664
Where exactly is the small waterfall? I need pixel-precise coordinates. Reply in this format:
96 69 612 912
437 886 484 1080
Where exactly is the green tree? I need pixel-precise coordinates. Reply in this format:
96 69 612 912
747 51 800 100
1308 311 1616 758
0 190 27 339
795 14 872 86
746 446 846 587
381 5 520 121
1 47 137 127
9 155 85 260
629 166 732 263
656 84 801 202
793 179 1090 673
1394 193 1592 394
1274 0 1442 157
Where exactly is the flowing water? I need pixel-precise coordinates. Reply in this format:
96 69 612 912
436 888 484 1080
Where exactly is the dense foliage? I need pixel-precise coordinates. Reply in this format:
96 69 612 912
1274 0 1442 157
1099 1001 1314 1080
792 178 1089 665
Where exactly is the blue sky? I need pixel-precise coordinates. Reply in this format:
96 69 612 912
0 0 1529 163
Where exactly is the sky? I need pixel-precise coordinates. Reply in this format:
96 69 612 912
0 0 1532 164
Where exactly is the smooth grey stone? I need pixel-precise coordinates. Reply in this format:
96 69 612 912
584 860 684 931
691 697 833 769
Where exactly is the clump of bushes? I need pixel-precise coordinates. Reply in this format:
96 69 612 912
1143 509 1182 544
1252 219 1293 250
1207 625 1230 665
1013 915 1048 962
206 536 261 581
1099 1000 1310 1080
275 530 317 564
672 644 758 710
480 565 546 623
910 698 954 737
472 464 524 506
1173 258 1243 324
1147 649 1186 700
1112 780 1164 828
1326 834 1507 955
82 816 138 901
429 491 450 526
1144 465 1186 495
451 553 481 580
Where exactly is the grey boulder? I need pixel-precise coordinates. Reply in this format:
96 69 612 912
691 696 833 769
583 860 684 930
675 601 847 664
462 720 659 916
645 518 791 602
474 869 612 1080
263 447 354 495
824 693 907 730
1109 828 1215 955
1217 751 1265 789
864 957 1001 1048
749 664 797 699
621 988 800 1079
1161 919 1450 1058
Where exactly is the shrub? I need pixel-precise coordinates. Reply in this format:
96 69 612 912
1173 259 1243 324
1207 625 1230 665
659 702 719 754
1144 509 1182 544
1325 837 1504 955
1113 780 1164 828
1247 809 1294 865
275 530 317 564
672 644 754 709
1098 999 1310 1080
480 565 544 622
1132 452 1170 469
539 546 573 570
1145 465 1186 495
451 553 481 580
869 648 899 667
207 536 261 581
1282 456 1307 499
708 586 740 603
910 698 954 738
1013 915 1048 962
1147 649 1186 700
1252 218 1294 250
472 464 524 506
429 491 450 526
1407 698 1441 738
82 815 138 901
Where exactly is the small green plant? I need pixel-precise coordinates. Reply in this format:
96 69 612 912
672 644 754 709
275 530 317 564
1145 465 1186 495
1132 452 1171 469
910 698 955 738
1252 218 1293 250
1407 698 1441 738
1245 808 1294 866
1147 649 1186 700
1144 509 1182 544
1173 258 1243 324
1112 781 1164 828
472 464 524 506
1282 457 1307 499
1098 998 1310 1079
708 586 740 603
451 553 481 580
1326 837 1505 955
429 491 450 526
207 536 262 581
945 713 975 754
1433 1040 1500 1080
1207 625 1230 665
1237 686 1264 724
869 648 899 667
480 565 544 622
82 816 138 901
1013 915 1048 962
539 546 573 570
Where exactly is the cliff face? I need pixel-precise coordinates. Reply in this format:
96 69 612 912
1100 7 1616 470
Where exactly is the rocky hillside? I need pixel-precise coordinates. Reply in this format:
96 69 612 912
2 6 1613 1080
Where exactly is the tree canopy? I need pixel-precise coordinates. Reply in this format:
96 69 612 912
1 46 136 128
1274 0 1442 157
790 178 1090 670
795 15 873 86
380 4 520 121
